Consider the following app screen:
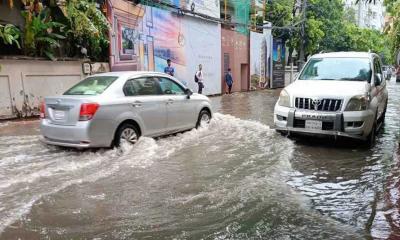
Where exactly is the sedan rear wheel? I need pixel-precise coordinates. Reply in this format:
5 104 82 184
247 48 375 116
114 123 140 147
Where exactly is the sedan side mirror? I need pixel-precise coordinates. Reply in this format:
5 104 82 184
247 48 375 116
185 88 193 99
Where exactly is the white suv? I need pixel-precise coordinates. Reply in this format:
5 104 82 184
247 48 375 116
274 52 388 145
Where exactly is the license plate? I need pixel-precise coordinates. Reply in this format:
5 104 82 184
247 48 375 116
54 110 66 120
305 120 322 130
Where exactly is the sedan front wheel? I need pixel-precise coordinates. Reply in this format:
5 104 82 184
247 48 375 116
196 110 211 128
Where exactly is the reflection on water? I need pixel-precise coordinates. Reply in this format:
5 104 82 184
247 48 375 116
0 83 399 239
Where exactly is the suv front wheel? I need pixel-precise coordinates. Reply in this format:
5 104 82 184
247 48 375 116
366 113 378 147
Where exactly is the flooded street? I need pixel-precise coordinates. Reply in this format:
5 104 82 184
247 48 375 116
0 81 399 239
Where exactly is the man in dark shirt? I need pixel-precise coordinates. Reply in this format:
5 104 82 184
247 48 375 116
164 59 175 76
225 68 233 94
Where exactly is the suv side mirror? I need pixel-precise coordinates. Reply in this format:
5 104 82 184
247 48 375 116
374 73 382 86
185 88 193 99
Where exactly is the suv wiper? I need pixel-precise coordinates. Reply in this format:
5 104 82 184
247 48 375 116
340 78 365 81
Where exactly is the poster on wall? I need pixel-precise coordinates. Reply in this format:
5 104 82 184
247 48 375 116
121 26 137 57
271 38 285 88
149 7 221 95
250 31 272 89
110 2 221 95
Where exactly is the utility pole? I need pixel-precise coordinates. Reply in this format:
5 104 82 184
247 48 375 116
224 0 227 20
298 0 307 70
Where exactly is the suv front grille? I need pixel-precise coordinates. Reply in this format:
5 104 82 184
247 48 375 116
295 98 342 112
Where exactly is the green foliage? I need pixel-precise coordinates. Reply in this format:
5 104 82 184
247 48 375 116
265 0 295 40
0 24 21 48
305 17 324 54
22 10 66 60
64 0 110 61
295 0 391 63
384 0 400 64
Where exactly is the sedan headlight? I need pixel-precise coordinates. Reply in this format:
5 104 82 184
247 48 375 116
345 95 369 111
278 90 290 107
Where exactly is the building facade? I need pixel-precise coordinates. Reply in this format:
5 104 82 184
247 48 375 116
344 0 386 31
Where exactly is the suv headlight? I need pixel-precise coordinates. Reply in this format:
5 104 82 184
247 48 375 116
278 90 290 107
345 95 369 111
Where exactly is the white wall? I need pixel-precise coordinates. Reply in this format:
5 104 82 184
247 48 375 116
181 17 222 95
0 60 90 119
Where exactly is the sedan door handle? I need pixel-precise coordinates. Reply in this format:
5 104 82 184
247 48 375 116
132 101 142 107
166 99 174 105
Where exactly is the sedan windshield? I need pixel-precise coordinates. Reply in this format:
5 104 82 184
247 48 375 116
299 57 372 81
64 76 118 95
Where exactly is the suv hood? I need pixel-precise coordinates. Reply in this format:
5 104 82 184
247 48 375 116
285 80 370 98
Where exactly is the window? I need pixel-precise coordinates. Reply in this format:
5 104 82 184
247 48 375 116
374 58 382 74
299 57 372 81
64 76 118 95
373 58 383 84
157 77 185 95
123 77 162 96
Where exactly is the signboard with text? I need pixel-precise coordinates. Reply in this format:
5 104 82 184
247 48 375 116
271 38 285 88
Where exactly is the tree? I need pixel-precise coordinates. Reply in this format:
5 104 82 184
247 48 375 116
384 0 400 64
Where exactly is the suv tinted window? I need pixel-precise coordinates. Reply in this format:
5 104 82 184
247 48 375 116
123 77 162 96
158 78 185 95
64 76 118 95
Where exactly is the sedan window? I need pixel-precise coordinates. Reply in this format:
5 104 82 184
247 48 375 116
64 76 118 95
123 77 163 96
157 78 185 95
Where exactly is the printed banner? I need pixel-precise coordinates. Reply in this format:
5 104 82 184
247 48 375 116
271 38 285 88
250 31 272 89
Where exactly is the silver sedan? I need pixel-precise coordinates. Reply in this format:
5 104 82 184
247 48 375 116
40 71 212 148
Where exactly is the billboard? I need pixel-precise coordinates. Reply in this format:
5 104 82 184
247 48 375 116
250 31 272 89
271 38 286 88
168 0 220 18
185 0 220 18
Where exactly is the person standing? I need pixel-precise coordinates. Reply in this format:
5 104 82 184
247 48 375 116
164 59 175 76
195 64 204 94
225 68 233 94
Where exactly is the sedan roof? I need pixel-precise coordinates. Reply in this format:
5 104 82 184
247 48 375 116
91 71 172 78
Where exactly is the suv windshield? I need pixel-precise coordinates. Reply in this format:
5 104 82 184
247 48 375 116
64 76 118 95
299 57 372 81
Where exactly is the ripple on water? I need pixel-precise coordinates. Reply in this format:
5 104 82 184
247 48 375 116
0 113 299 239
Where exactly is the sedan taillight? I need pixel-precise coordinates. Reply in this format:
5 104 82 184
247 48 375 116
79 103 99 121
40 101 46 119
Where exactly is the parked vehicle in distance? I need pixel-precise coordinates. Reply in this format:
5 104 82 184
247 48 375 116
382 66 392 80
396 66 400 82
274 52 388 146
40 72 212 148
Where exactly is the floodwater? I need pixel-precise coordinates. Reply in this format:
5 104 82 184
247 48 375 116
0 81 399 239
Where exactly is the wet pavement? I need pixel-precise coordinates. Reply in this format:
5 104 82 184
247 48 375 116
0 81 399 239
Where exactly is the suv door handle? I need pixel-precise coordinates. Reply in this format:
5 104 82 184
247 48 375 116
166 99 174 105
132 101 142 107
